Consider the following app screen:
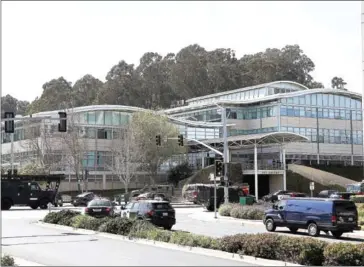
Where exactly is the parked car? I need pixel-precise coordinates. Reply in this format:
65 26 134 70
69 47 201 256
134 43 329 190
122 200 176 230
317 190 338 198
263 198 360 238
135 192 170 202
120 201 137 218
277 192 307 200
262 190 293 203
85 198 119 218
72 192 95 207
183 184 199 204
329 192 352 200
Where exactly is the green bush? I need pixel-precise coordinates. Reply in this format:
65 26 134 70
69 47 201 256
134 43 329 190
70 215 111 231
128 220 157 238
323 243 364 266
276 236 327 266
43 210 80 225
218 203 234 216
1 255 15 266
220 234 249 253
229 204 264 220
169 231 200 247
143 228 173 242
98 217 134 235
351 196 364 204
239 234 281 260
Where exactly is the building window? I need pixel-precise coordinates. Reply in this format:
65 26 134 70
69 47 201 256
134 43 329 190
104 111 112 125
97 129 112 139
322 94 329 107
95 111 104 125
87 112 96 124
328 94 334 107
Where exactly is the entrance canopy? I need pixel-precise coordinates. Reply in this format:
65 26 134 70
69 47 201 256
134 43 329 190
188 132 309 150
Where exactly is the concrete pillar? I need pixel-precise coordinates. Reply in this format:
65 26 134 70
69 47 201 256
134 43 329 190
201 152 205 168
283 147 287 190
254 143 258 201
102 174 106 190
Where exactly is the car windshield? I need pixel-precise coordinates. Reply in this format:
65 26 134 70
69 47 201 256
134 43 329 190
152 203 172 210
346 184 361 193
88 200 111 207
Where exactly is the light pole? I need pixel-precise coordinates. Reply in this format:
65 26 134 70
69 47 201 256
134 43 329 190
220 107 229 204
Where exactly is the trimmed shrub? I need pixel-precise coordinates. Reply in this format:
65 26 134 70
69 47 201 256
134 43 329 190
169 231 199 247
230 204 264 220
43 210 80 225
352 196 364 204
239 234 282 260
98 217 134 235
276 236 327 266
128 220 157 239
220 234 249 253
70 215 111 231
143 228 173 243
1 255 15 266
323 243 364 266
218 203 234 216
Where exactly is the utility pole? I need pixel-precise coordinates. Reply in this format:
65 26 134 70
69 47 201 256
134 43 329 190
221 107 229 204
10 133 14 173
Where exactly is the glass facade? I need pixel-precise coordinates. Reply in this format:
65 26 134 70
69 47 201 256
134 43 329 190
83 111 130 125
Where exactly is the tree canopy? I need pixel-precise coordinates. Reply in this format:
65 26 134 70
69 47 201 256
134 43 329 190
4 43 334 115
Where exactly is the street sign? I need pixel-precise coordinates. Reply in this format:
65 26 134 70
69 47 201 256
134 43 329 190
209 173 221 181
309 182 315 191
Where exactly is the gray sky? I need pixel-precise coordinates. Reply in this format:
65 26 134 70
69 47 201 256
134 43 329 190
2 1 361 102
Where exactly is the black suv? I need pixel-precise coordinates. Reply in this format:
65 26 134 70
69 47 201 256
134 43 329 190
72 192 95 207
124 200 176 230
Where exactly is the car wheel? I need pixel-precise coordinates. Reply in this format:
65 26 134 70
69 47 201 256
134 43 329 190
265 218 276 232
288 227 298 234
331 231 343 238
39 199 49 210
164 225 173 230
30 204 39 210
307 222 319 237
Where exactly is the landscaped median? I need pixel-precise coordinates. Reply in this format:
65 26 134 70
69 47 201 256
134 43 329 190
41 210 364 266
1 255 16 267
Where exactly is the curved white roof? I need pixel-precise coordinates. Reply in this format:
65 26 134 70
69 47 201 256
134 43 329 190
163 88 362 114
186 81 309 103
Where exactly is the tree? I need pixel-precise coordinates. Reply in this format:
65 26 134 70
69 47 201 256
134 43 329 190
331 76 347 90
167 162 193 186
130 111 186 185
59 109 88 191
72 74 104 107
26 77 74 114
1 94 30 117
19 119 63 174
108 126 145 192
97 60 141 106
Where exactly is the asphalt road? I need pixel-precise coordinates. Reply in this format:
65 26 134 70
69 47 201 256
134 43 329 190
173 207 364 244
1 208 255 266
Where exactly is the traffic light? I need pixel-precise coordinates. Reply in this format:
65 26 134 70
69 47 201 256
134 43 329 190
58 112 67 132
156 135 161 146
215 160 224 177
178 134 184 146
4 112 15 133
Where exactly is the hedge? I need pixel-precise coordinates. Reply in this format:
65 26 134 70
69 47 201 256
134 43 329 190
218 203 267 220
42 211 364 266
1 255 15 267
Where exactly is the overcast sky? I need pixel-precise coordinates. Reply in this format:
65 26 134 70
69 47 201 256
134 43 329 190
2 1 361 102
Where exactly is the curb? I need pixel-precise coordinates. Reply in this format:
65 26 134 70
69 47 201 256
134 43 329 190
1 253 44 266
35 222 302 266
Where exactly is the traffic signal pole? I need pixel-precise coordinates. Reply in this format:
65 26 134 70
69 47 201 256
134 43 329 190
221 107 229 204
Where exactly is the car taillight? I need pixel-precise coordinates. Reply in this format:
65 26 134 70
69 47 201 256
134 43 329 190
193 192 197 197
106 208 111 212
147 210 154 217
291 194 296 197
331 215 337 223
85 207 89 213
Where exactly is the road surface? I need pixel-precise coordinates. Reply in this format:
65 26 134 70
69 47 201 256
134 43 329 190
2 208 255 266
